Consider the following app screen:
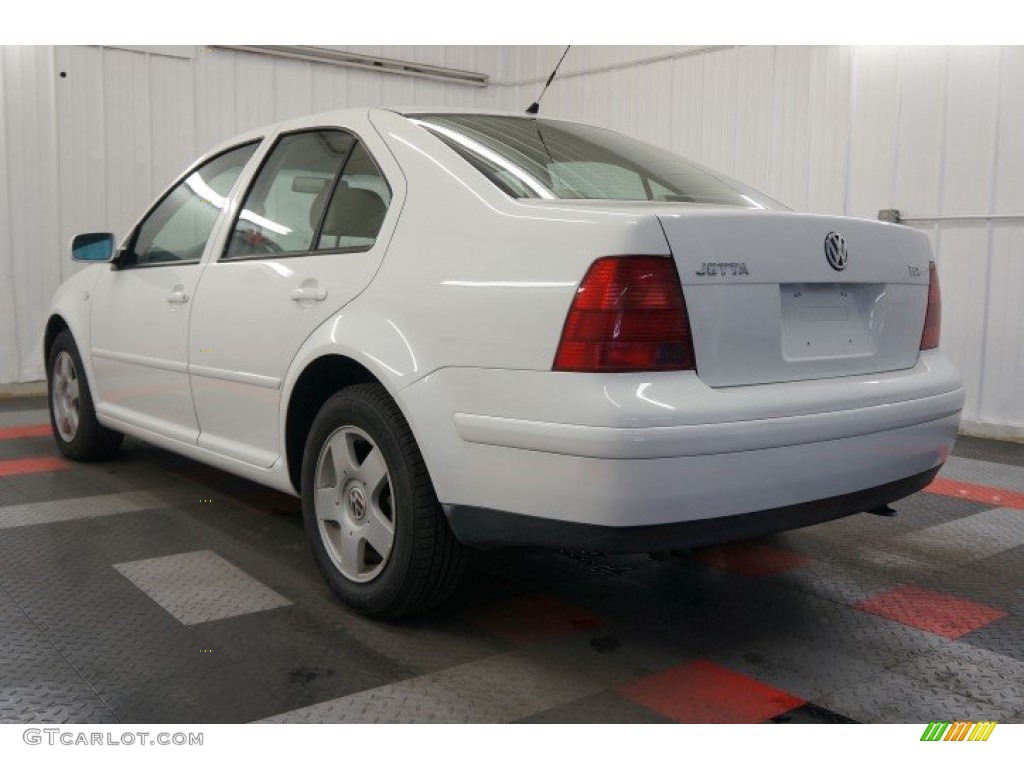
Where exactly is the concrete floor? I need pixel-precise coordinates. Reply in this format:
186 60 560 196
1 395 1022 724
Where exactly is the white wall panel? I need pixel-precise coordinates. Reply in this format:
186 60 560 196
346 69 382 109
272 59 314 121
994 47 1024 214
733 46 775 195
0 51 15 385
310 62 348 113
976 51 1024 437
194 49 237 152
892 47 946 216
149 55 195 200
941 47 1000 216
699 49 738 176
844 47 899 219
932 226 990 418
804 46 850 216
232 53 276 132
53 46 106 284
767 46 812 210
3 46 61 381
668 54 704 160
979 227 1024 431
102 49 153 238
633 60 673 148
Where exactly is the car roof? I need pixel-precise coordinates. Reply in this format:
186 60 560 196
202 106 579 162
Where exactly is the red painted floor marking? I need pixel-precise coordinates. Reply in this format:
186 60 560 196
0 424 52 440
465 593 604 646
853 584 1006 639
925 477 1024 510
693 540 813 577
616 660 805 723
0 456 69 477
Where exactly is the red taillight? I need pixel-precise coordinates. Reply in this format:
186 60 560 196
920 261 942 350
553 256 696 372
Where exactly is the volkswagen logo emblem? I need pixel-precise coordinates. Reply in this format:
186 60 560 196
824 232 848 271
348 486 367 519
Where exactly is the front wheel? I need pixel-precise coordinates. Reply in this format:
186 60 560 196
301 384 464 617
47 329 123 461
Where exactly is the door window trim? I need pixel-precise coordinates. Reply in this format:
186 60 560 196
116 139 263 271
217 126 393 264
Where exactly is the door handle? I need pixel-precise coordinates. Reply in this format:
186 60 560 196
167 286 190 304
290 286 327 302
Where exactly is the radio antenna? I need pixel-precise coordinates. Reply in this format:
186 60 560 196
526 46 570 115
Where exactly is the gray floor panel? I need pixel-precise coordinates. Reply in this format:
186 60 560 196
113 550 292 625
817 669 1015 723
0 490 168 530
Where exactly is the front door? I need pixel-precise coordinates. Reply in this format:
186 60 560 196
90 142 260 442
188 126 396 466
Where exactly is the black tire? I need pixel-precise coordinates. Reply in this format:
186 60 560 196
301 383 464 617
47 329 123 461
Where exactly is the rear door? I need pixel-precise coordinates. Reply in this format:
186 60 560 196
90 142 259 441
187 122 399 467
658 209 932 387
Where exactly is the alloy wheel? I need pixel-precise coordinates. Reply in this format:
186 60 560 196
313 425 395 583
51 350 80 442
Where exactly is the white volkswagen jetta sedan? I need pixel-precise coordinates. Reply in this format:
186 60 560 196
45 108 963 616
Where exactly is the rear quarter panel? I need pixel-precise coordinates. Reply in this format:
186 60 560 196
361 109 672 377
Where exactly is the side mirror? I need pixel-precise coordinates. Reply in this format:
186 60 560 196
71 232 116 263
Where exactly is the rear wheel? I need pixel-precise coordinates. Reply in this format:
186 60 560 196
47 329 123 461
301 384 464 617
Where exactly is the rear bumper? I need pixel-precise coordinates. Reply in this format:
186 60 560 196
452 387 962 459
399 351 963 533
445 466 940 552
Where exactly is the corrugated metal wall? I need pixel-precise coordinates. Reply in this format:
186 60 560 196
495 46 1024 438
2 45 1021 437
0 45 502 386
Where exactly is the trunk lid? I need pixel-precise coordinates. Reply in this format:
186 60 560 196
658 208 932 387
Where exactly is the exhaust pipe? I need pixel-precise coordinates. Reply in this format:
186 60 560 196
867 505 899 518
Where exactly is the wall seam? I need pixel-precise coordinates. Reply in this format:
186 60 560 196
891 49 904 210
0 50 21 384
841 46 856 217
99 47 108 243
976 48 1005 423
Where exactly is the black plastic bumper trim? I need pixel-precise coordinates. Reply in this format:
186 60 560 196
443 466 941 552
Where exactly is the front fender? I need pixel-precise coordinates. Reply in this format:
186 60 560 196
44 265 105 388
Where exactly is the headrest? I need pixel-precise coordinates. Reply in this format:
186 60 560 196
320 185 386 239
309 183 333 231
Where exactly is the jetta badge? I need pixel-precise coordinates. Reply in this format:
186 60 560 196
695 262 749 277
824 232 848 271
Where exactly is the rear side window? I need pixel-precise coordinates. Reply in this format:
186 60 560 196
127 142 258 267
410 113 781 208
316 142 391 251
224 130 390 259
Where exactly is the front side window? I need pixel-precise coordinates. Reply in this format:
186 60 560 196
410 113 782 208
224 130 391 259
127 142 258 267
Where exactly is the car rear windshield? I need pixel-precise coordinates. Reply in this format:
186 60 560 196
409 113 780 208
